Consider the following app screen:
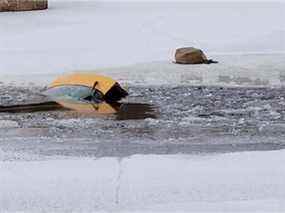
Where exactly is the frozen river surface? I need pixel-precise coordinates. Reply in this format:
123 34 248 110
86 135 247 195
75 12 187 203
1 85 285 158
1 85 285 212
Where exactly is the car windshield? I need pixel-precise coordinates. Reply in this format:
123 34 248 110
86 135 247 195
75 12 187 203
43 85 94 102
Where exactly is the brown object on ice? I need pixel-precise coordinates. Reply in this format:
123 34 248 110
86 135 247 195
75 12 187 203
175 47 217 64
0 0 47 12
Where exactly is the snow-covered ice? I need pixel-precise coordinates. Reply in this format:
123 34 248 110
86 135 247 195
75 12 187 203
1 151 285 212
0 1 284 84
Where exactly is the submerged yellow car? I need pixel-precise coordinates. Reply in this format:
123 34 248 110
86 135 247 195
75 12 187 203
45 72 128 103
0 73 157 120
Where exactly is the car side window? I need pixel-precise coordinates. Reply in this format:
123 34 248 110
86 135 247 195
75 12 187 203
43 85 95 102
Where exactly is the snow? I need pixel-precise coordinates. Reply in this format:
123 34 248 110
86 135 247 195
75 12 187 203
0 120 19 128
1 150 285 212
2 54 285 88
0 1 284 86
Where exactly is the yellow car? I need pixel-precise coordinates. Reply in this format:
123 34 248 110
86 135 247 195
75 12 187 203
45 72 128 103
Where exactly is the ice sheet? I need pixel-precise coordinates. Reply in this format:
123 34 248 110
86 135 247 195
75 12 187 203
0 1 284 85
1 151 285 212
